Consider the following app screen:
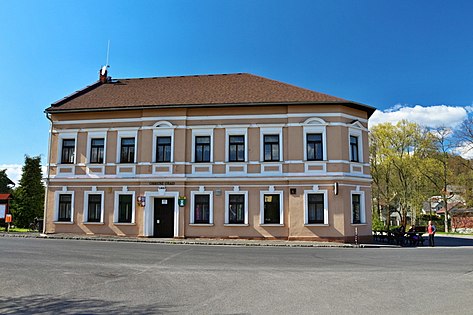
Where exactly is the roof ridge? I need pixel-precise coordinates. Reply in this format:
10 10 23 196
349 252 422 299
116 73 247 81
245 73 350 102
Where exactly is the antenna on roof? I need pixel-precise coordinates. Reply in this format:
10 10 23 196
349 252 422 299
106 40 110 67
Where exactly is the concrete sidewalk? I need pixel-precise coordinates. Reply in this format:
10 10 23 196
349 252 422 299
0 231 371 248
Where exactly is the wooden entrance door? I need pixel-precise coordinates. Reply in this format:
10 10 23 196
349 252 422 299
153 198 175 237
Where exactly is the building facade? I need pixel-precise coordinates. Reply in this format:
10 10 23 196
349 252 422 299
44 73 375 242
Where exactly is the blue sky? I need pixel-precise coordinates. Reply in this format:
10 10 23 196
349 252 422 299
1 0 473 181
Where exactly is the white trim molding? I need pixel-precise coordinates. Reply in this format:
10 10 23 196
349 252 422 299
113 189 136 224
190 190 214 224
152 122 175 163
260 190 284 225
225 190 249 225
192 128 214 163
303 121 327 161
52 112 369 126
83 189 105 223
260 127 283 162
350 189 366 225
57 132 78 165
304 188 329 225
86 131 107 165
225 127 248 163
143 191 180 237
54 189 75 223
349 127 363 163
116 130 138 164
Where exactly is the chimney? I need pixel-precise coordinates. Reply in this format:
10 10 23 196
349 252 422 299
99 65 108 83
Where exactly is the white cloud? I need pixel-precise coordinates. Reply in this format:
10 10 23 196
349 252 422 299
0 164 48 186
0 164 22 185
369 105 469 129
454 142 473 160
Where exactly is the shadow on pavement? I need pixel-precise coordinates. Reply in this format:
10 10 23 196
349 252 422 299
0 295 177 314
432 235 473 247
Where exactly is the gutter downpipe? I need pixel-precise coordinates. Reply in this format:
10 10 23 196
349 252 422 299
43 111 53 235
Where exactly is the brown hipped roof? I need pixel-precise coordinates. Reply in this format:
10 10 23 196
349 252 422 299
46 73 375 116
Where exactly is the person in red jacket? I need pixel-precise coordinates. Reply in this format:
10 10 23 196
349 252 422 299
428 221 436 247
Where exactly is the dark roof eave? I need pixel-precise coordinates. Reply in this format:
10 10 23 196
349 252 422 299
45 101 376 117
49 81 103 108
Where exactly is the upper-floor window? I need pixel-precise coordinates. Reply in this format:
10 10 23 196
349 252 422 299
120 138 135 163
307 134 323 161
195 136 211 163
90 138 105 164
350 135 359 162
264 135 280 162
229 135 245 162
61 139 75 164
156 136 172 163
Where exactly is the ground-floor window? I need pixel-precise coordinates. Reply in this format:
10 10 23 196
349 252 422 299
261 192 283 224
118 194 133 223
58 193 72 222
225 191 248 225
193 194 210 224
85 193 103 223
351 192 365 224
307 193 324 224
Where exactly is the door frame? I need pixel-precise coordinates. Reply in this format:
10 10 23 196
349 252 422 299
144 191 179 237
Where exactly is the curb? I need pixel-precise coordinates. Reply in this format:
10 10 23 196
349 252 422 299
0 232 364 248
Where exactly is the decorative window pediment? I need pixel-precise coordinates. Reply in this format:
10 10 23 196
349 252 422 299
303 117 327 126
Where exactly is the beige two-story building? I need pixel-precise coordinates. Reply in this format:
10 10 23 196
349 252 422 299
44 72 375 242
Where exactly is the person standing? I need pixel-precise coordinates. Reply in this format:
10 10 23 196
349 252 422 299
428 220 436 247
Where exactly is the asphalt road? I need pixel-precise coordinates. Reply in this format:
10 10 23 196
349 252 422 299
0 237 472 315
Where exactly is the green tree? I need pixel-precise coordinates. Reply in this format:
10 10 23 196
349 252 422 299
370 120 436 227
0 169 15 194
11 156 44 228
419 127 456 232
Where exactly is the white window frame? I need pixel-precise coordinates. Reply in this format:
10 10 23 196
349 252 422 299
114 189 136 224
86 131 107 164
349 128 363 163
152 122 175 163
57 132 78 164
116 130 138 164
54 189 75 223
351 189 366 225
83 189 105 223
304 188 329 225
260 190 284 225
225 128 248 162
260 127 283 162
190 190 214 225
225 190 249 225
192 128 214 163
303 125 327 161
